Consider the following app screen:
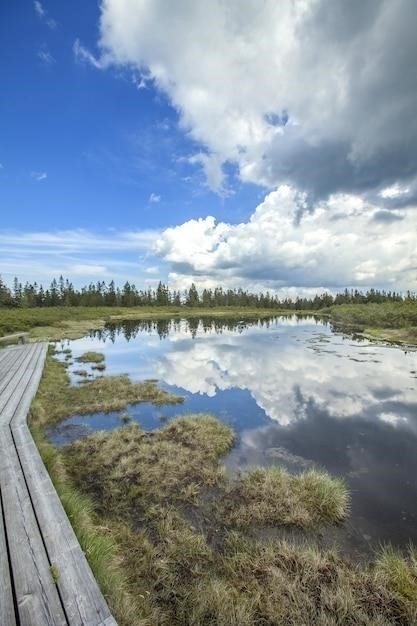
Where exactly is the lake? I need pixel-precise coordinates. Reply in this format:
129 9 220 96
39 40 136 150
47 315 417 554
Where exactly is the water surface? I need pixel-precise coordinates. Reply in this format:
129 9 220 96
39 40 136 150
48 316 417 552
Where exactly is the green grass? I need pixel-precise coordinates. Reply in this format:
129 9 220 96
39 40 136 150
324 302 417 344
0 305 299 341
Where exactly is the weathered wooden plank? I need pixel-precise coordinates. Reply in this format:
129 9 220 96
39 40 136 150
0 343 66 625
0 344 42 422
11 346 116 625
0 345 37 416
0 427 67 626
10 343 47 428
0 343 117 625
0 488 17 626
0 346 28 396
0 348 23 384
13 428 116 625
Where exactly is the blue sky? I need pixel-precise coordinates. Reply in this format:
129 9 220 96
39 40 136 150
1 1 416 294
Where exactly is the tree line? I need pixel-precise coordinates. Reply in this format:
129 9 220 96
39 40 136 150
0 275 415 310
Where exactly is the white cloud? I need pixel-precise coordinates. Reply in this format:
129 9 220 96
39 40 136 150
189 153 227 195
154 320 416 426
73 39 104 70
149 192 160 203
132 72 149 90
31 171 47 181
33 1 44 17
37 49 55 65
98 0 417 198
155 185 417 292
379 183 410 199
0 228 160 286
70 264 107 276
34 1 57 29
0 228 158 254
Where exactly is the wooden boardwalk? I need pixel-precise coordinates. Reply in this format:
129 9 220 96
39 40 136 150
0 343 116 626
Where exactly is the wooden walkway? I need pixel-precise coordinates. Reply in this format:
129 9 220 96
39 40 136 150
0 343 116 626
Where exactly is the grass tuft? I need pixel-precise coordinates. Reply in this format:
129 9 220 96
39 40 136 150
219 466 349 528
76 351 105 364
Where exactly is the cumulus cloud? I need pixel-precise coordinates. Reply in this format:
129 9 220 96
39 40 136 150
154 320 416 425
155 186 417 292
98 0 417 200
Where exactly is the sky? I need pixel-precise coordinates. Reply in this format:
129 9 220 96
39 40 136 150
1 0 417 295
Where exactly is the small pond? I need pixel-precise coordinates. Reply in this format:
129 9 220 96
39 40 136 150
47 315 417 554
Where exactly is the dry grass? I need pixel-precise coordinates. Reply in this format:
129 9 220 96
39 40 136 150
62 417 417 625
64 416 234 518
219 466 349 528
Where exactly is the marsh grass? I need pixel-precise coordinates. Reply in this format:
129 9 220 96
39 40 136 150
0 305 296 342
64 416 234 518
62 417 417 624
30 352 183 426
76 351 105 364
31 353 417 624
325 302 417 345
219 466 349 528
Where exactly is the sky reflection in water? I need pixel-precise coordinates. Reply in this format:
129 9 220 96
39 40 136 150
48 316 417 550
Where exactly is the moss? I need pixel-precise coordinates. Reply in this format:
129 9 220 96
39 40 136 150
49 564 60 584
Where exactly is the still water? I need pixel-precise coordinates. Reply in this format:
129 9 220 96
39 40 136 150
48 315 417 552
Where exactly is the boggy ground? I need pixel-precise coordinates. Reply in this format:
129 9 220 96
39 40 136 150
30 350 183 425
31 354 417 625
63 420 417 626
